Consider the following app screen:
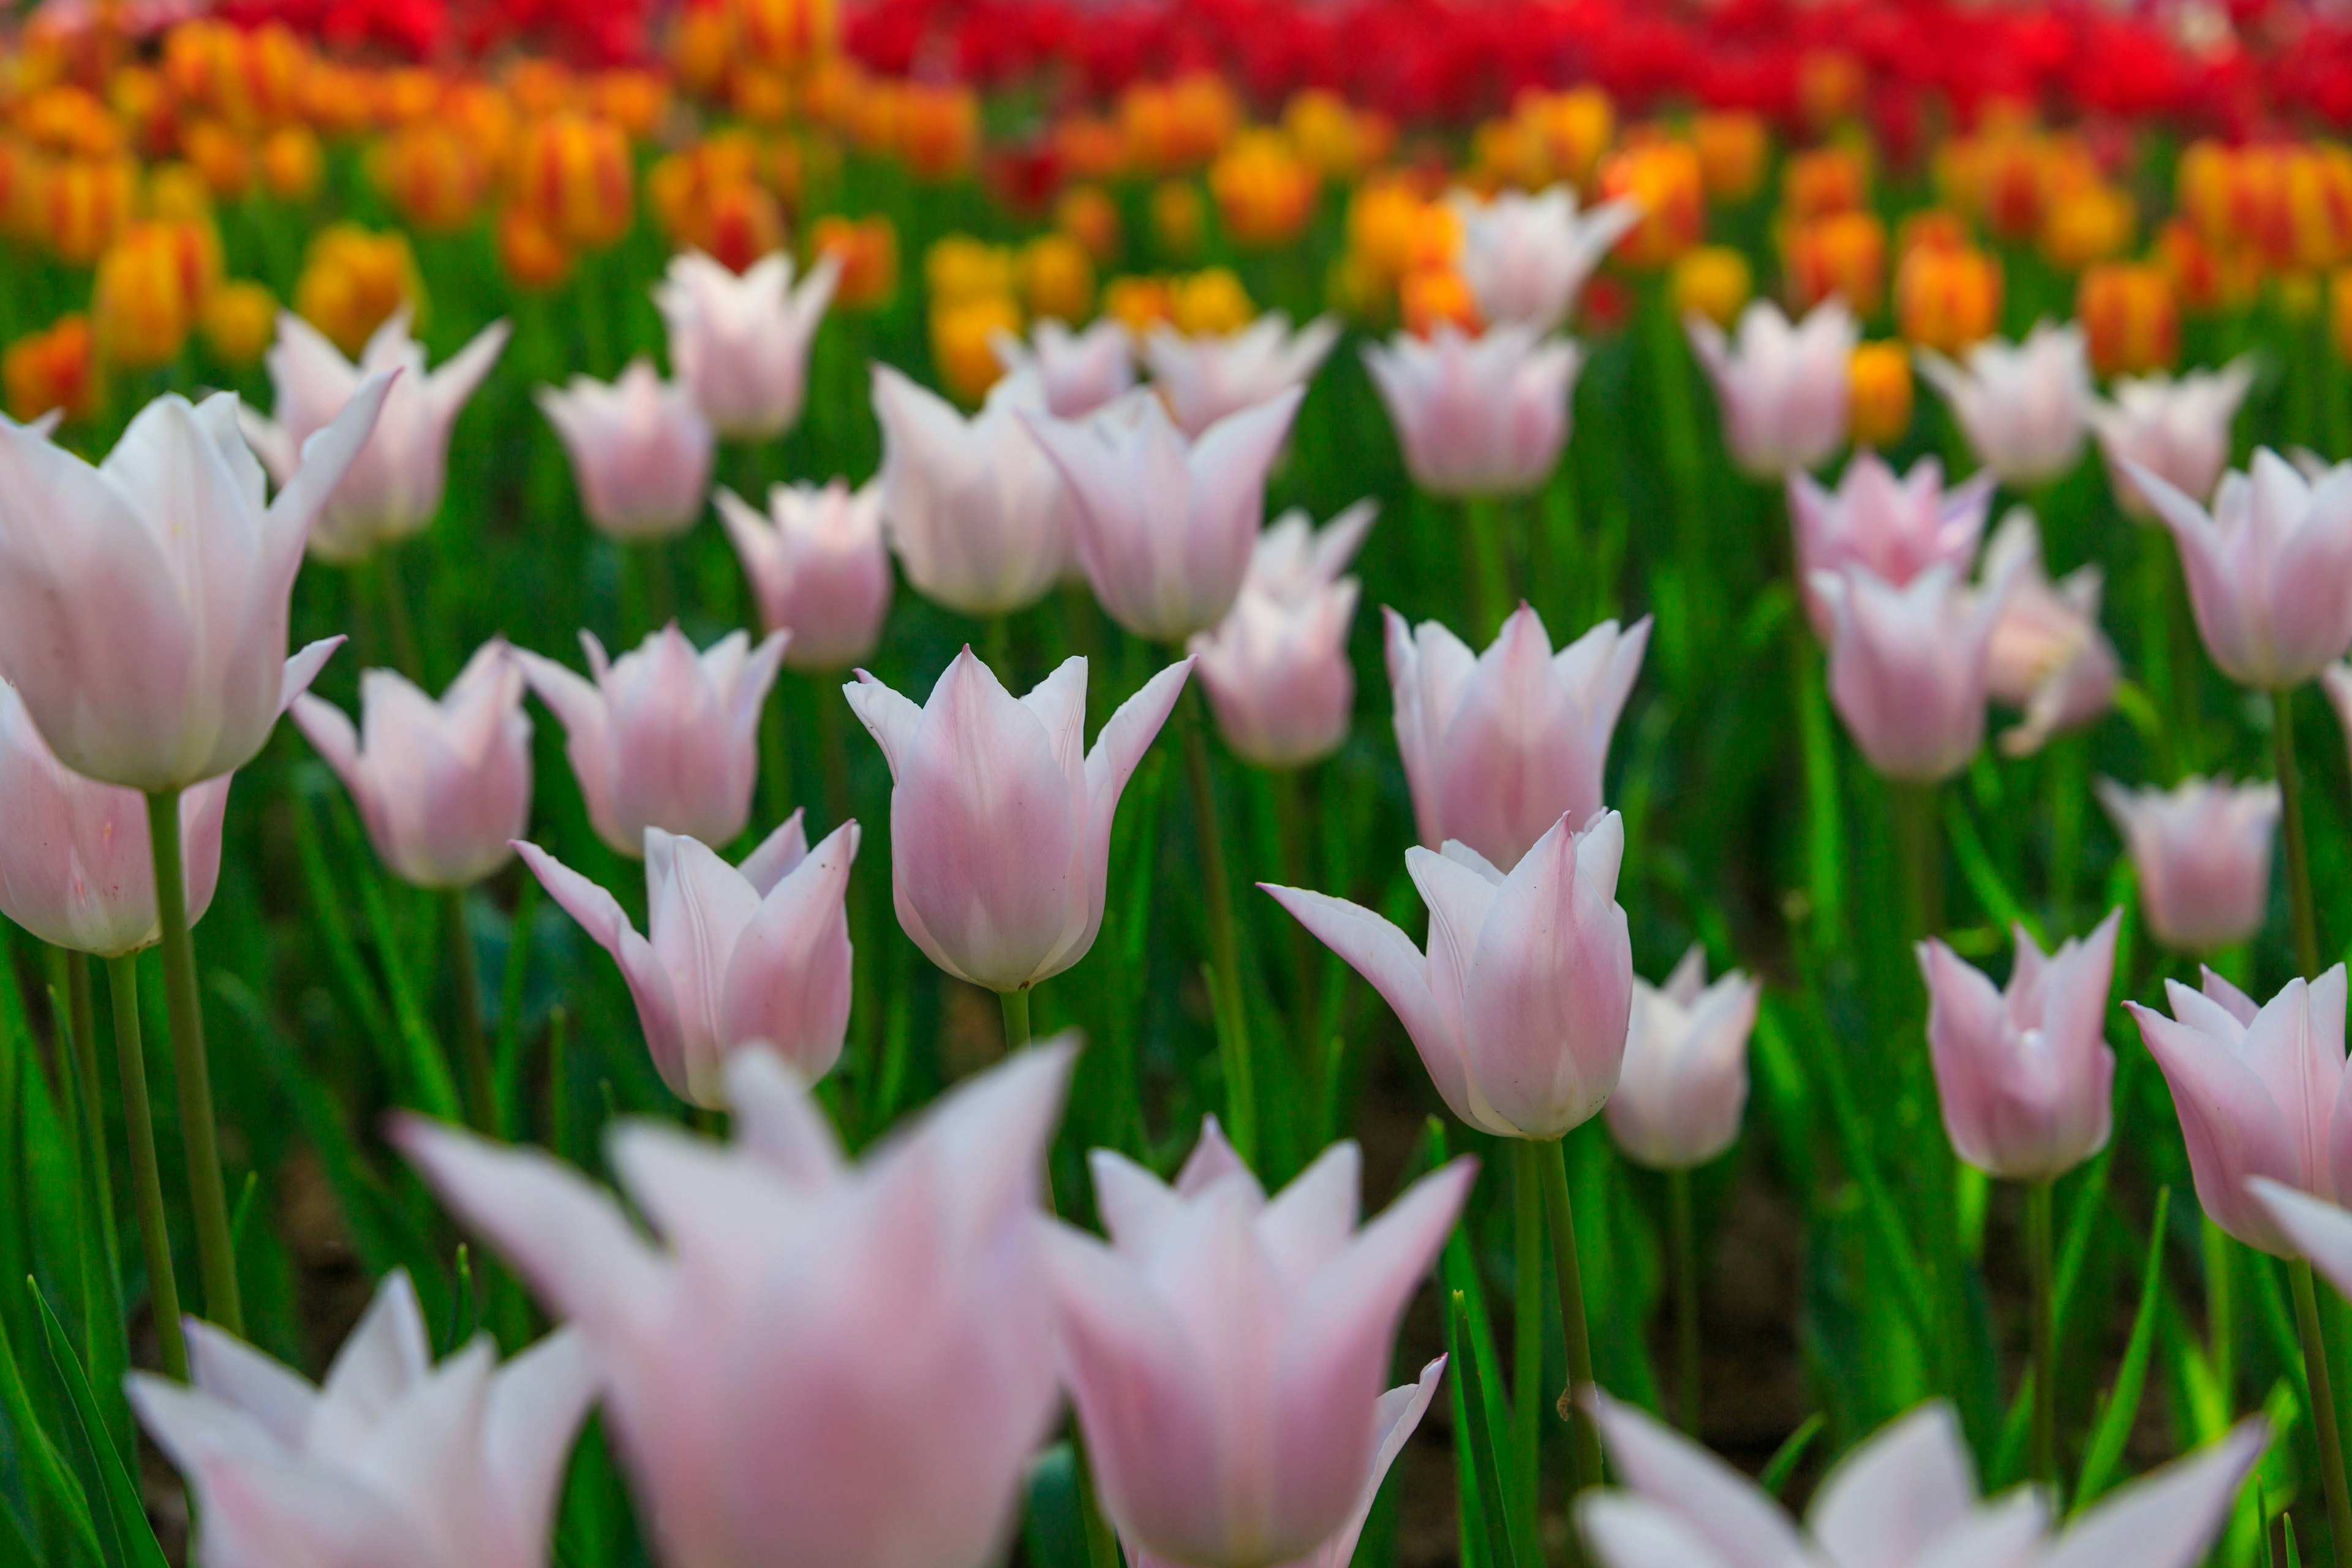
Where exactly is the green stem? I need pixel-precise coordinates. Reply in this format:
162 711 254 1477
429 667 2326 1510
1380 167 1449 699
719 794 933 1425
1182 687 1256 1164
2136 533 2182 781
816 681 854 835
144 790 241 1335
1513 1141 1545 1539
2205 1218 2236 1412
1072 1430 1123 1568
1462 494 1513 643
1539 1137 1604 1499
443 889 499 1133
375 549 424 683
1891 780 1945 941
1000 986 1031 1052
107 956 186 1383
1273 766 1324 1118
2275 687 2323 979
58 952 115 1272
1669 1167 1701 1435
2292 1257 2352 1568
641 541 677 636
2026 1178 2057 1488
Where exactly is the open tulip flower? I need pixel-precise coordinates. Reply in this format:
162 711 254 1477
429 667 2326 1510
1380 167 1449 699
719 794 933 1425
2092 358 2256 521
716 478 894 670
1686 298 1856 478
1451 185 1643 333
993 317 1136 418
535 359 715 541
1812 561 2014 783
1917 322 2092 490
1143 311 1338 436
1790 453 1996 638
1980 510 2119 757
1605 946 1760 1170
655 250 839 440
2097 776 2278 954
1363 323 1583 498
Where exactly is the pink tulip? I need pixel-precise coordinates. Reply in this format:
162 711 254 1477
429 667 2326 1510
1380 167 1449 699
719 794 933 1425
1451 186 1642 333
1605 946 1760 1170
396 1040 1075 1568
655 251 838 440
872 363 1073 616
845 651 1190 992
994 317 1137 418
2092 359 2255 521
1143 312 1338 436
1363 323 1583 498
1025 386 1304 642
1247 500 1379 603
239 308 509 563
517 812 857 1104
716 478 894 669
1385 604 1649 869
1917 322 2092 489
2097 776 2278 954
1812 563 2012 783
0 380 387 791
1188 502 1374 767
1046 1117 1474 1568
2253 1181 2352 1293
535 359 715 542
2126 448 2352 690
518 624 785 859
1789 453 1996 638
127 1272 596 1568
1266 810 1632 1140
1686 300 1856 478
1980 510 2119 757
0 679 229 956
291 638 532 890
1917 910 2120 1182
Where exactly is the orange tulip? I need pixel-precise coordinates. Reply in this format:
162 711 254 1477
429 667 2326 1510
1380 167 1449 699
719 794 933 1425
1672 246 1753 328
930 293 1022 404
1599 140 1705 268
1896 243 2002 353
1784 211 1887 315
1694 111 1768 203
294 224 425 355
2078 262 2177 377
4 314 99 424
512 113 635 250
1847 342 1914 447
812 215 899 308
1209 130 1319 247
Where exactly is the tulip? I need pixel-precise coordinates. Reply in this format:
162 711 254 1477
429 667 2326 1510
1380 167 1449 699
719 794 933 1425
290 639 532 890
1385 605 1649 869
1046 1118 1475 1568
716 478 894 669
1917 321 2093 489
0 380 386 792
1188 502 1375 767
129 1271 597 1568
1143 311 1338 436
993 317 1136 418
1025 386 1303 642
1363 323 1583 498
845 650 1190 992
1604 946 1760 1170
518 813 858 1105
1812 563 2012 783
396 1041 1075 1568
239 307 510 563
535 358 715 541
654 250 838 440
872 362 1073 617
2098 776 2279 953
1980 509 2119 757
518 624 786 859
1450 186 1643 333
2125 448 2352 690
2091 358 2256 521
1789 453 1996 638
1685 299 1856 478
2127 965 2352 1254
1246 499 1379 604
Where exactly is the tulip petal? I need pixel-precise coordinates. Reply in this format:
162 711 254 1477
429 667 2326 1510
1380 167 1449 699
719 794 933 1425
1580 1494 1746 1568
2039 1419 2267 1568
1586 1388 1812 1568
184 1320 318 1448
736 809 810 895
479 1329 600 1568
843 670 925 780
516 840 688 1098
1257 1140 1363 1289
722 1046 846 1188
1090 1148 1183 1253
2130 999 2301 1251
1804 1403 1978 1568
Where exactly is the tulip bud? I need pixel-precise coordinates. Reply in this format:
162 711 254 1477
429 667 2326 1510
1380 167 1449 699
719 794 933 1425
1188 501 1376 768
717 478 893 670
535 359 715 541
1605 946 1760 1170
1140 312 1336 437
1686 300 1857 478
654 250 837 441
1363 323 1583 499
1813 562 2013 783
2097 776 2278 954
2091 360 2253 522
1449 187 1641 333
1917 321 2091 489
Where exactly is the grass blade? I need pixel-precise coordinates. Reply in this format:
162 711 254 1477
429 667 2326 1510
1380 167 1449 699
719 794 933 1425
29 1279 167 1568
2075 1188 2174 1509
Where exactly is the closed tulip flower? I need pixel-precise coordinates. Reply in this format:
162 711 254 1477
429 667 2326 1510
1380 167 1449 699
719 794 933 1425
993 317 1136 418
1144 312 1338 436
2092 358 2255 521
518 813 858 1104
2128 966 2352 1253
535 359 715 541
1686 299 1857 478
1605 946 1760 1170
2098 776 2278 953
0 379 388 791
396 1041 1075 1568
655 250 838 440
518 624 786 859
1188 501 1375 767
1451 186 1643 333
1813 563 2012 783
239 307 510 563
1266 810 1632 1140
873 363 1073 617
1918 910 2120 1182
1980 510 2118 757
845 650 1191 992
1046 1118 1474 1568
1790 453 1996 638
1917 322 2093 489
128 1272 596 1568
717 478 894 669
291 639 532 890
1386 604 1649 869
1363 324 1583 498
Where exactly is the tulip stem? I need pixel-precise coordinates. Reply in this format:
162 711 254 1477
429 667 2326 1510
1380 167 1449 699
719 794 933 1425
1669 1167 1701 1435
55 950 116 1278
144 790 242 1336
1000 986 1031 1052
1462 494 1513 643
106 955 186 1384
443 889 499 1133
1539 1137 1604 1499
374 552 424 683
2025 1178 2057 1488
1182 688 1256 1165
2291 1257 2352 1568
1273 767 1325 1119
1512 1141 1545 1534
2274 687 2324 980
1890 780 1944 940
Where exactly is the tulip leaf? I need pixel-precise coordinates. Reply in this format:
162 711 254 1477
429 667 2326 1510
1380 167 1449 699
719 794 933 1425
1758 1413 1825 1497
0 1294 102 1566
29 1280 167 1568
1020 1442 1093 1568
2075 1188 2173 1508
1449 1289 1518 1568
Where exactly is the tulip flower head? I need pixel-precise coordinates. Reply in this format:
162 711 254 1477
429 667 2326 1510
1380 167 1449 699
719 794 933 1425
1451 186 1643 333
2098 775 2278 954
717 478 894 669
535 359 715 541
1266 810 1634 1140
1812 562 2013 783
2091 358 2255 521
1143 311 1338 436
1046 1117 1474 1568
1605 946 1760 1170
1980 510 2119 756
993 317 1137 418
1363 323 1584 498
1188 501 1375 767
1686 298 1858 478
1917 321 2093 489
655 249 839 440
1789 453 1996 638
846 650 1191 992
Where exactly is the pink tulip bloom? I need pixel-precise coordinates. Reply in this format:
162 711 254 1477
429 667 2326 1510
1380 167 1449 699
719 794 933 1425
2128 965 2352 1254
1047 1117 1474 1568
1917 322 2092 489
1188 502 1376 767
128 1272 596 1568
1451 186 1643 333
717 478 894 669
2097 776 2278 954
655 250 838 440
1025 386 1304 642
2092 359 2256 521
1267 810 1632 1140
1980 510 2119 758
292 639 532 890
239 308 509 563
1605 946 1760 1170
0 679 229 956
0 380 387 791
1812 562 2012 783
535 359 715 542
1583 1389 2264 1568
518 812 857 1104
1918 910 2120 1183
518 624 785 859
1386 604 1649 869
1686 298 1855 479
1789 453 1996 638
2253 1181 2352 1292
2126 448 2352 690
1363 323 1583 498
1246 499 1380 603
1144 312 1338 436
994 317 1137 418
396 1041 1074 1568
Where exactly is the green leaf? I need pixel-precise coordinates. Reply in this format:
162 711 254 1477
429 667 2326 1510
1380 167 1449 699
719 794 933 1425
1758 1414 1825 1498
29 1280 166 1568
1019 1442 1092 1568
0 1301 102 1565
2075 1188 2173 1508
1448 1290 1514 1568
